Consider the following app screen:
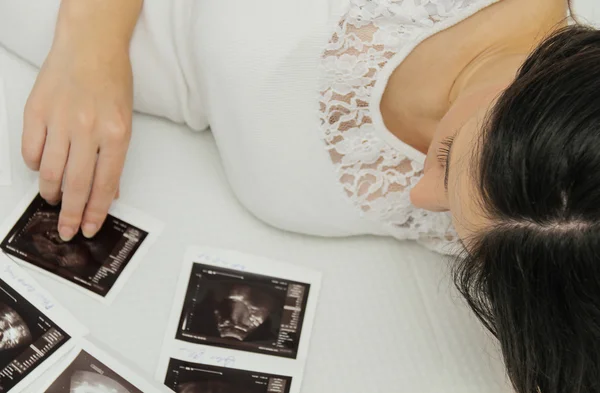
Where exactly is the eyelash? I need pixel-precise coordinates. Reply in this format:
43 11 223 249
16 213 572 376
437 136 455 165
437 136 455 189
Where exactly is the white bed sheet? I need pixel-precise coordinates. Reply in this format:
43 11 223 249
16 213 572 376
1 2 598 389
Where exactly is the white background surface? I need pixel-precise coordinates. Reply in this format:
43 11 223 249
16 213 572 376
1 1 599 392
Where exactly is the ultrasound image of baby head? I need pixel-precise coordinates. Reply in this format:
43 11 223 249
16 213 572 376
22 211 106 269
213 284 279 341
0 303 32 351
178 381 256 393
68 371 131 393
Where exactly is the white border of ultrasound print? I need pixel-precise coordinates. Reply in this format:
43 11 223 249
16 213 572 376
0 183 164 305
156 246 322 393
0 254 88 393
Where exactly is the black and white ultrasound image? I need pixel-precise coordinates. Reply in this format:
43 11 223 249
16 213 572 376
164 358 292 393
0 278 69 392
43 350 143 393
0 194 148 297
176 264 311 359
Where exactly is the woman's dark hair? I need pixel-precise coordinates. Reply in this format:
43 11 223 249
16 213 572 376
453 22 600 393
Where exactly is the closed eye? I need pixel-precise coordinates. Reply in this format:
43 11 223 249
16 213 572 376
437 136 455 190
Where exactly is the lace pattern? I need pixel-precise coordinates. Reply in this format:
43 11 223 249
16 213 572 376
319 0 497 253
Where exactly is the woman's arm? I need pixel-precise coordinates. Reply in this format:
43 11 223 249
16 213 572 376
22 0 143 241
55 0 142 50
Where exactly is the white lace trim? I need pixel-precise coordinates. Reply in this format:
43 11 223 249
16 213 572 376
319 0 499 253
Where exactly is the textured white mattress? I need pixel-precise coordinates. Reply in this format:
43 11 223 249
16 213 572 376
0 1 598 391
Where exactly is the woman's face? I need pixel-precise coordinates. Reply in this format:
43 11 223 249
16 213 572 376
409 86 503 239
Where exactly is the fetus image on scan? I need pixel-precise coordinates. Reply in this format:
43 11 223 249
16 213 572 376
0 303 32 351
213 284 278 341
65 371 131 393
177 266 297 356
177 381 256 393
20 210 108 271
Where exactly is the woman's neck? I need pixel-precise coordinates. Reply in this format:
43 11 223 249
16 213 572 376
450 2 569 105
449 49 528 106
380 0 568 154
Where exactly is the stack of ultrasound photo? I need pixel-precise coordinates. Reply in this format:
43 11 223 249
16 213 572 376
0 190 165 393
0 190 320 393
156 247 321 393
0 279 164 393
0 273 72 393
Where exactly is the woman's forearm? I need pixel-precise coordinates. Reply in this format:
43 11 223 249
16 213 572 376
55 0 143 51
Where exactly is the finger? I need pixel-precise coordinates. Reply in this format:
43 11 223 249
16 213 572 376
38 128 70 205
81 144 127 238
58 139 97 241
22 108 47 171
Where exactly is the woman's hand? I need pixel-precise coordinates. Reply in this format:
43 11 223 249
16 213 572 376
21 0 142 241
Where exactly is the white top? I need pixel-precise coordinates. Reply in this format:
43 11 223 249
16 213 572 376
170 0 498 254
0 0 500 254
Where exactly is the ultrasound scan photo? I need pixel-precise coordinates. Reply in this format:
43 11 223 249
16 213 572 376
43 350 142 393
176 264 310 359
0 278 69 392
164 359 292 393
0 194 148 297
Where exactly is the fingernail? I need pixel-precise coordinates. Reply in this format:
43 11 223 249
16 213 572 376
82 223 97 238
47 199 60 206
59 226 75 241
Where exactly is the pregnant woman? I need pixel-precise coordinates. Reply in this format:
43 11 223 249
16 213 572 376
0 0 598 392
